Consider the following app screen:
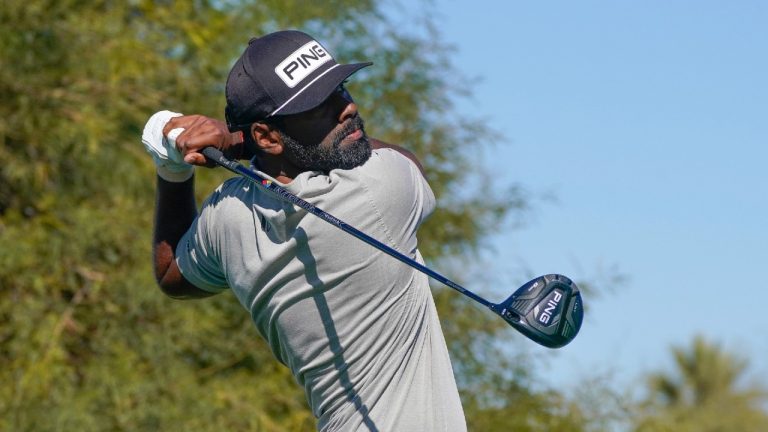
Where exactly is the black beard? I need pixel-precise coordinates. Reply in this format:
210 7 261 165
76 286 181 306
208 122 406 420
281 115 372 172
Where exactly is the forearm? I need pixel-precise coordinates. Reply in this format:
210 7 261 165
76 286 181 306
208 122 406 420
152 174 211 298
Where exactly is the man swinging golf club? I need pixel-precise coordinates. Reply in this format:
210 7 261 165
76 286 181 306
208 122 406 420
143 30 467 431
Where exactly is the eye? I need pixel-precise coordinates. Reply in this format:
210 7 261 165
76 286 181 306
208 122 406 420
336 84 353 102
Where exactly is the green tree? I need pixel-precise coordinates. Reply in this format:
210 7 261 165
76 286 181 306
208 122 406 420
1 1 593 430
633 336 768 432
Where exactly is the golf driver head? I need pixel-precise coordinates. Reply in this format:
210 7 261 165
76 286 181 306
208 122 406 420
493 274 583 348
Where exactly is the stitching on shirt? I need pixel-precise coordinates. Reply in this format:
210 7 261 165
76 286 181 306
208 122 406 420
359 173 400 253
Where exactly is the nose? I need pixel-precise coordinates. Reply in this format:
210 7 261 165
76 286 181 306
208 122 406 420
337 99 358 123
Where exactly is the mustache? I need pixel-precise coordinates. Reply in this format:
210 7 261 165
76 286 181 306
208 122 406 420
334 115 365 142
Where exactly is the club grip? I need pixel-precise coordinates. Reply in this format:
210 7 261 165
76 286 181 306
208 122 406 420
201 146 242 171
201 146 224 161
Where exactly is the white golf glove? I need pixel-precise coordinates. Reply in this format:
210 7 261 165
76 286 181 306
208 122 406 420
142 110 193 182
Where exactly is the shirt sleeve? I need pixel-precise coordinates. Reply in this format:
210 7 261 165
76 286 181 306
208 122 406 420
175 190 230 293
356 148 436 251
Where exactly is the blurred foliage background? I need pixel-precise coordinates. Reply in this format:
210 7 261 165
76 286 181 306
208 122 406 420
1 1 766 431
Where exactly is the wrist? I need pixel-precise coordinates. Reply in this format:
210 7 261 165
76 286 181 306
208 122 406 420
157 165 194 182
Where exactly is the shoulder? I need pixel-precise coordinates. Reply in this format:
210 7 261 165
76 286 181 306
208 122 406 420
340 147 426 199
348 146 436 217
201 177 252 208
360 146 421 179
368 139 425 174
192 177 259 236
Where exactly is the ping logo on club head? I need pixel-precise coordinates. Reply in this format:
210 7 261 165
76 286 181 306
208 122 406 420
533 289 564 326
275 41 333 88
527 280 540 292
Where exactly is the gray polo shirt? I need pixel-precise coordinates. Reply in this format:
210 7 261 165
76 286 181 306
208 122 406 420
176 148 466 431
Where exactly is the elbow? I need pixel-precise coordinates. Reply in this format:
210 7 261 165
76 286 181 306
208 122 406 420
153 244 217 300
157 280 190 300
156 276 217 300
153 250 199 299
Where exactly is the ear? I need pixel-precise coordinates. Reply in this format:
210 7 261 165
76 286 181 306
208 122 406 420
251 122 284 155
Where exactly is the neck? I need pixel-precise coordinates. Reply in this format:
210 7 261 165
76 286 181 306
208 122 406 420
253 153 304 184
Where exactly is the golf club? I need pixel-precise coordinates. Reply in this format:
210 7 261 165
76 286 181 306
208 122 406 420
201 146 583 348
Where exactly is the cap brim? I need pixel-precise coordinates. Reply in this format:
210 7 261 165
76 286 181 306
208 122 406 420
270 62 373 117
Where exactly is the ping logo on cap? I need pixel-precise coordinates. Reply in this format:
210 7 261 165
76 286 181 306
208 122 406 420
275 41 333 88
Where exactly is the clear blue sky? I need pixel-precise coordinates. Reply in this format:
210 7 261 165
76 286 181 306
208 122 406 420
429 0 768 394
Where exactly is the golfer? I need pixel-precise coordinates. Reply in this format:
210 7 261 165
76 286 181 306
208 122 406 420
142 30 466 431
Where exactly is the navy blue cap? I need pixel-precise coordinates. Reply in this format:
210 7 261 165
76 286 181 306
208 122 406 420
225 30 372 130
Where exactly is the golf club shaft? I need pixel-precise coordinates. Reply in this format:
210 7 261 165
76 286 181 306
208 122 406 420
201 147 493 308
